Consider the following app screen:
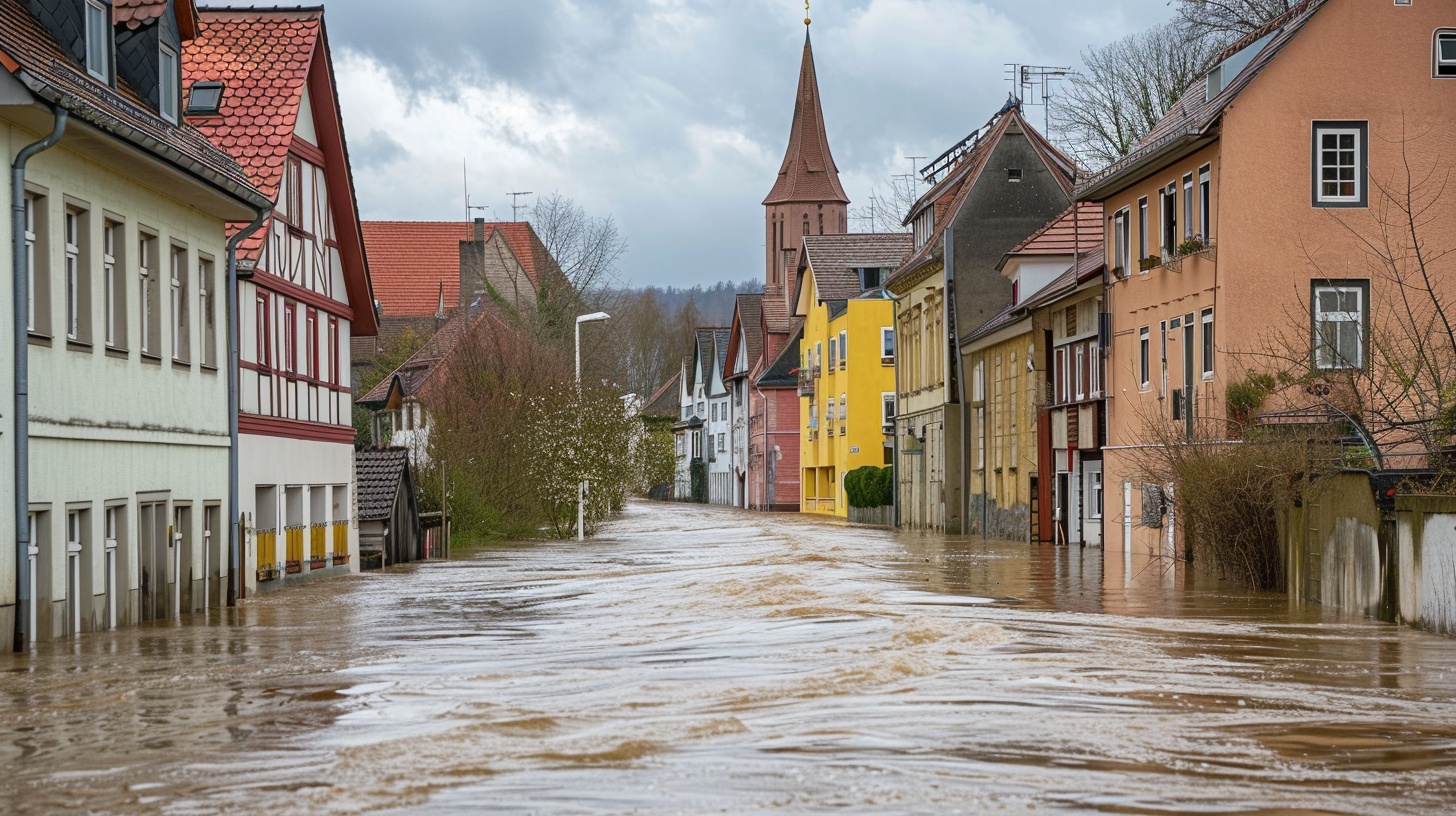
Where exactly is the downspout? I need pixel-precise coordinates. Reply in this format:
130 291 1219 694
890 292 902 529
754 383 769 510
226 208 269 607
12 107 67 653
944 223 971 536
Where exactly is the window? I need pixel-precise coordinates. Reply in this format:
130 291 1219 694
838 331 847 369
1182 174 1194 238
170 245 189 362
675 435 684 457
85 0 110 82
64 209 83 342
199 257 216 367
1161 183 1177 254
1313 122 1367 207
283 301 297 373
1198 165 1211 239
1436 30 1456 77
104 220 125 349
1054 347 1067 403
972 361 984 402
1075 345 1086 401
975 406 985 468
139 233 160 355
839 393 847 422
1139 326 1150 389
827 397 836 431
718 433 725 452
815 342 823 376
1313 282 1367 370
860 267 883 289
1113 208 1129 275
913 208 934 248
24 193 50 335
827 337 837 370
711 403 717 422
809 402 817 430
305 308 317 378
186 81 225 115
285 158 303 226
1137 197 1148 264
159 44 180 123
881 327 894 362
328 316 340 386
255 292 272 369
1201 308 1214 379
881 392 896 431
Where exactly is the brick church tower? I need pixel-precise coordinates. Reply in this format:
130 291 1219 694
764 19 848 311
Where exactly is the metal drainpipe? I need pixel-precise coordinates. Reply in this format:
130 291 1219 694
12 107 67 653
890 295 902 529
943 223 971 536
226 209 269 607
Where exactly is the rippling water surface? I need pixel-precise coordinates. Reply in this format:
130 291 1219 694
4 502 1456 815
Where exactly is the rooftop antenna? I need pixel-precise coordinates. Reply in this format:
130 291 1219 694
904 155 926 195
1005 63 1069 139
508 191 534 223
463 160 492 221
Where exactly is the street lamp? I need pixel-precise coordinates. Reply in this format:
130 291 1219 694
575 311 611 541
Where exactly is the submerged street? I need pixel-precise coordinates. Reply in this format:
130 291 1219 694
4 502 1456 815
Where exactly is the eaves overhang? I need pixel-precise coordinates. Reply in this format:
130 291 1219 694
1075 130 1218 203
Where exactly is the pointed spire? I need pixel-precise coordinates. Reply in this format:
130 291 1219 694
763 21 849 206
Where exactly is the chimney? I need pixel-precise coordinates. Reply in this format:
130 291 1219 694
473 217 486 243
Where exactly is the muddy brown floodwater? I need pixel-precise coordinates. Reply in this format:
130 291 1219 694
4 502 1456 815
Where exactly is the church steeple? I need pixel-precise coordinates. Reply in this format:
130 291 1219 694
763 15 848 301
763 27 849 207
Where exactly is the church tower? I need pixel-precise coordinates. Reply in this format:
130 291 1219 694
764 12 848 307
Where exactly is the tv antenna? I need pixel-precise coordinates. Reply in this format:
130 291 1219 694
463 160 494 221
508 191 534 223
1004 64 1070 139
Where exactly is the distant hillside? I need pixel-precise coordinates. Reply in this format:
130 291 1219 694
625 279 763 326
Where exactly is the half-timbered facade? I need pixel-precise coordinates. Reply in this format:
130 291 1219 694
185 7 375 593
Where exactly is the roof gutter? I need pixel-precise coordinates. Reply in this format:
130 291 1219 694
17 74 271 212
226 207 269 607
1075 131 1216 202
12 105 67 652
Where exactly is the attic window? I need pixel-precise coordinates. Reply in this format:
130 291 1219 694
860 268 886 289
1437 30 1456 77
84 0 111 82
1007 168 1023 183
159 44 180 123
186 81 225 115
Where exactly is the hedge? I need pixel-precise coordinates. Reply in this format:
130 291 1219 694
845 466 893 508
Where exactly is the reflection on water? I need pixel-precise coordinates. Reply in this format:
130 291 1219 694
3 503 1456 814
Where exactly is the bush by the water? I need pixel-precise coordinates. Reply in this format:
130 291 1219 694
845 466 893 508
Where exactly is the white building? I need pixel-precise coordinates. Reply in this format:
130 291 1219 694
2 0 272 642
184 8 376 594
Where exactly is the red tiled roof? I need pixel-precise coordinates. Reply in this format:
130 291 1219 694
1006 202 1103 257
800 233 913 303
361 221 546 318
117 0 199 38
760 282 792 334
0 0 265 211
184 8 321 256
763 30 849 205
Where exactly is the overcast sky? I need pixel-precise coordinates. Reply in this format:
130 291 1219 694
275 0 1177 287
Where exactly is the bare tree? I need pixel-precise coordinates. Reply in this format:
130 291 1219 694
531 191 628 310
849 173 918 233
1175 0 1297 47
1053 22 1224 169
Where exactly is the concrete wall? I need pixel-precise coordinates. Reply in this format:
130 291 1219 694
1396 497 1456 636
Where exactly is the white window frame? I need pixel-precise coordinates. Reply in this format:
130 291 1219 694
65 209 80 341
838 330 847 369
171 245 188 362
200 257 216 367
84 0 110 82
881 392 896 431
139 235 154 355
1113 207 1129 275
24 195 38 333
104 221 119 348
839 393 847 422
159 43 180 123
1201 308 1215 380
1182 174 1194 238
880 327 894 362
827 336 837 370
1139 326 1150 389
1198 165 1211 239
1313 283 1366 370
1137 196 1148 265
1435 29 1456 77
1313 123 1366 206
1075 344 1086 401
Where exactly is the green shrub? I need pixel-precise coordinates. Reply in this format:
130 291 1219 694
845 466 893 508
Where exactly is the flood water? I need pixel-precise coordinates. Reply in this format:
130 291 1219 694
5 502 1456 815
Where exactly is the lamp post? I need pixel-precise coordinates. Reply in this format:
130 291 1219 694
575 312 611 541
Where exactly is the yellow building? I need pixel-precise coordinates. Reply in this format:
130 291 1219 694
793 234 913 516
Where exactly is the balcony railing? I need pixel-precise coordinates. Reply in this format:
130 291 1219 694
797 370 815 397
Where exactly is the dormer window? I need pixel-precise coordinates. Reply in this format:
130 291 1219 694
912 208 934 249
159 44 180 123
1006 168 1022 183
859 267 885 289
84 0 112 82
186 81 225 116
1437 30 1456 77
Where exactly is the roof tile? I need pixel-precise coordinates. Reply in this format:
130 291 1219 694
361 221 547 318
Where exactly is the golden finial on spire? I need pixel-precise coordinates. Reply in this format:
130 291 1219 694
805 0 811 26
